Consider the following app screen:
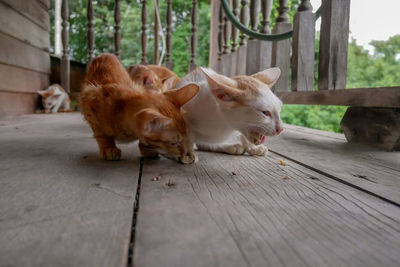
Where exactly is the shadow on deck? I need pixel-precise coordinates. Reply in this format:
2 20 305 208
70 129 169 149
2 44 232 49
1 113 399 267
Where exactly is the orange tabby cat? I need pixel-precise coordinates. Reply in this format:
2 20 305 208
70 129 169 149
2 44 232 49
79 53 199 163
128 64 180 93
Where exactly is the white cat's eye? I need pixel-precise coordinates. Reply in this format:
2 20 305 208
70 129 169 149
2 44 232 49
262 111 272 117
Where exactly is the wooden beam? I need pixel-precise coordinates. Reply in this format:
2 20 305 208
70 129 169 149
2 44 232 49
276 87 400 108
209 0 221 69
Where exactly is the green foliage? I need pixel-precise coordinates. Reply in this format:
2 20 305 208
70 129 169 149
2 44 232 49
281 105 347 133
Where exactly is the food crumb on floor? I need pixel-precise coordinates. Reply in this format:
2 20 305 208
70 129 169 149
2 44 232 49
284 175 290 180
232 171 237 175
279 159 287 166
152 175 161 181
166 179 175 187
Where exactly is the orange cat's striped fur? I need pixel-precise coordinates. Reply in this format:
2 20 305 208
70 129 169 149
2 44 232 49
79 53 199 163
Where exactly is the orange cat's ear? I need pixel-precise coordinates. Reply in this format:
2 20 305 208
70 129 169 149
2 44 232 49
37 90 52 98
162 76 177 90
200 67 245 102
163 83 199 108
135 108 173 134
251 67 281 87
128 65 155 86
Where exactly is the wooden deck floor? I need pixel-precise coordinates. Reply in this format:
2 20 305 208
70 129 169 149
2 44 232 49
1 113 399 267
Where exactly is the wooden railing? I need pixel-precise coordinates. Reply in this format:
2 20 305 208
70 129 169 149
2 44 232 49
211 0 400 108
59 0 200 93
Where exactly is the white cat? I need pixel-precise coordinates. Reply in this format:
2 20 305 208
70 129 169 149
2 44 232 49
38 84 71 113
178 67 283 156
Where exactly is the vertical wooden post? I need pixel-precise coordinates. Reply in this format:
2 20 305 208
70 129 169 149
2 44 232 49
257 0 273 71
236 0 249 75
318 0 350 90
114 0 121 59
292 0 315 91
165 0 173 69
221 0 232 75
153 0 159 65
271 0 291 91
229 0 240 76
141 0 148 64
209 0 221 70
217 4 225 73
60 0 70 93
246 0 260 75
87 0 94 67
189 0 198 71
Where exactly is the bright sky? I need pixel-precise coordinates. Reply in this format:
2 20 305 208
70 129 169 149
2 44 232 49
310 0 400 51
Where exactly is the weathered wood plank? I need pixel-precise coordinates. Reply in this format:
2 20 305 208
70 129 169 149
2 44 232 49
291 3 315 91
209 0 220 69
0 63 49 94
0 91 38 116
0 1 50 51
0 113 139 266
276 87 400 108
0 0 50 31
267 124 400 205
0 32 50 74
37 0 50 10
271 23 291 91
318 0 350 90
135 150 400 267
246 40 272 75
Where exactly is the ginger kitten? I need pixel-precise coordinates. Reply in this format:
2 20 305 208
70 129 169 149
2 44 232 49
128 64 180 93
177 67 283 156
80 53 199 163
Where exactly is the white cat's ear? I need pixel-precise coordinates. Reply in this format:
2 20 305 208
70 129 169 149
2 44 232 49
252 67 281 87
162 75 176 90
200 67 244 102
163 83 199 108
136 109 173 134
37 90 46 96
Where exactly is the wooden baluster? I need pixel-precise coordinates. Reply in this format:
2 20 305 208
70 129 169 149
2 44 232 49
236 0 249 75
239 0 250 46
189 0 198 71
141 0 147 64
87 0 94 67
246 0 261 74
60 0 70 93
218 5 224 62
223 0 231 55
153 0 159 65
165 0 173 69
114 0 121 59
249 0 260 35
260 0 272 34
276 0 290 23
292 0 315 91
231 0 240 52
228 0 240 75
318 0 350 90
221 0 231 75
271 0 291 91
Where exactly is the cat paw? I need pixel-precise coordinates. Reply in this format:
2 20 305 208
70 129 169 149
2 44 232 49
224 144 245 155
102 147 121 161
179 152 198 164
247 144 268 156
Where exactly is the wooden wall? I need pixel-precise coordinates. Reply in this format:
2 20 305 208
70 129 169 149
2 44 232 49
0 0 51 117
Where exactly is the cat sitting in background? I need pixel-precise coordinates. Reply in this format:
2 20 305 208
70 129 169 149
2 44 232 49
177 67 283 156
79 53 199 163
128 64 180 93
38 84 71 113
